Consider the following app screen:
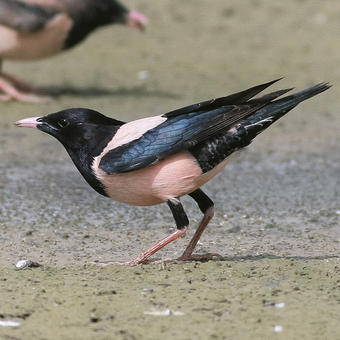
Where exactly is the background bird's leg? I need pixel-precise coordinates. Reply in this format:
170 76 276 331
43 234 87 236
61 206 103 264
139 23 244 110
177 189 222 261
0 60 9 101
0 77 50 102
1 72 45 93
0 60 50 102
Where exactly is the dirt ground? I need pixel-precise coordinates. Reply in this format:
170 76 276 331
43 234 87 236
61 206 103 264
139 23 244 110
0 0 339 339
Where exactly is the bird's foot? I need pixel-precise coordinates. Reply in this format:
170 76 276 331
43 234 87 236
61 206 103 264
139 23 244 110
131 252 223 265
1 72 49 94
175 252 223 262
0 91 51 103
89 260 131 267
90 228 188 267
0 76 51 102
89 253 223 267
89 258 152 267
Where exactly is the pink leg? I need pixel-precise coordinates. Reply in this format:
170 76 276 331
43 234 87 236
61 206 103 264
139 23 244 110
0 75 50 102
177 206 222 261
93 227 187 267
1 72 48 94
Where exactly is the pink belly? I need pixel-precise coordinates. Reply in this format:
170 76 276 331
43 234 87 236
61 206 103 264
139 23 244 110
94 151 232 206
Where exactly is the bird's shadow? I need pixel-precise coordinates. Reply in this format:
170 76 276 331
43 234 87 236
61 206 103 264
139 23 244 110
219 254 339 262
40 84 180 99
150 253 339 265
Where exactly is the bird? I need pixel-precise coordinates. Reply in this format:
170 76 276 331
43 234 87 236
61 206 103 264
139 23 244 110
0 0 148 102
15 79 330 265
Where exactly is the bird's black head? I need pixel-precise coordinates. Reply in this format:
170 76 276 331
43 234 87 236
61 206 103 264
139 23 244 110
92 0 147 28
17 108 122 150
64 0 147 49
16 108 124 196
85 0 148 29
90 0 129 25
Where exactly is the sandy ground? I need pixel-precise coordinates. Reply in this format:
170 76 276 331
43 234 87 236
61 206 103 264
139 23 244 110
0 0 339 339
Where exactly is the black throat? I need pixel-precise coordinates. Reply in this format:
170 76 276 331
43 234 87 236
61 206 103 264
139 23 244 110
59 124 120 197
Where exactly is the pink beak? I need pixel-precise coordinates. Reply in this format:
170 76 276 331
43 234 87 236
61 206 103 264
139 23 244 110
15 116 41 129
126 11 148 31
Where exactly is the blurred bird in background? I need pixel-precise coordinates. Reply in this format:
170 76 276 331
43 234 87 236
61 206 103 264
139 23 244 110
0 0 148 102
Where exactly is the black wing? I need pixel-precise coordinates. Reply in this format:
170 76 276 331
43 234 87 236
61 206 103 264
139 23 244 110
0 0 58 32
163 78 283 118
99 80 290 174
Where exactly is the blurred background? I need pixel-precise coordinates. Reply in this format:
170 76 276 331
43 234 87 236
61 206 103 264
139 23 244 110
0 0 339 264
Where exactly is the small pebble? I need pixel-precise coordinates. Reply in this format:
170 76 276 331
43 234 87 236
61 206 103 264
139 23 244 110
89 316 100 323
137 70 149 80
0 320 20 327
142 288 154 294
15 260 41 270
274 325 283 332
275 302 285 309
144 309 184 316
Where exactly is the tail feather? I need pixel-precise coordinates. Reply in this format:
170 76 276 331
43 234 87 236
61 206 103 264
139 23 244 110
186 81 330 173
164 78 283 118
247 88 293 104
273 82 330 106
220 77 284 104
240 82 331 138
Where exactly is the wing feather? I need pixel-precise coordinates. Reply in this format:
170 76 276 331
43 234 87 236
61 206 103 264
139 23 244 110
99 80 287 174
0 0 58 32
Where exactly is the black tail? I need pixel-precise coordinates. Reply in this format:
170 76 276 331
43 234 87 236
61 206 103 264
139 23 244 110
240 82 331 139
188 81 330 173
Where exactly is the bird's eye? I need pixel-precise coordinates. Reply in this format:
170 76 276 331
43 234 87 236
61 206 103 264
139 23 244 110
57 119 69 128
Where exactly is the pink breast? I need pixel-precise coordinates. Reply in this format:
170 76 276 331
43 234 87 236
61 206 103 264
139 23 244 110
93 152 203 206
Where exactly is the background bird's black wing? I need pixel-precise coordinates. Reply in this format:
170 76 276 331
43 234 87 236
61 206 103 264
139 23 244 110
99 81 289 175
0 0 58 32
